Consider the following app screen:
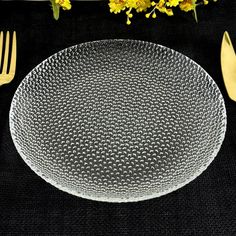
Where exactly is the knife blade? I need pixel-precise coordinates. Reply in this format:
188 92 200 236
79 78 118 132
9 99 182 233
221 31 236 102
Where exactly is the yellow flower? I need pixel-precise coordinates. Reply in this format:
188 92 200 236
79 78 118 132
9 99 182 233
166 0 183 7
125 0 151 12
179 0 195 12
55 0 71 10
156 0 174 16
151 1 156 6
136 0 152 12
127 18 132 24
109 0 126 13
165 8 174 16
126 0 137 8
155 0 165 13
108 0 217 24
152 12 157 18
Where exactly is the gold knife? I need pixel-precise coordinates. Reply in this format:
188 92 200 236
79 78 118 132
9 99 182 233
221 31 236 101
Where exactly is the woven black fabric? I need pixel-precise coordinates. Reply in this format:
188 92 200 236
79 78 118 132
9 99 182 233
0 1 236 235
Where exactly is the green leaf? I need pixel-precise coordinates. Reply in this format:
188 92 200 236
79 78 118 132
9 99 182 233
50 0 60 20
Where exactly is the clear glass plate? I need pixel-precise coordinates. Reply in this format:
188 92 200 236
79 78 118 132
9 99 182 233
9 40 227 202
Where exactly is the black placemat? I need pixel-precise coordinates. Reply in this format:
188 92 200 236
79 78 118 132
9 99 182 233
0 1 236 235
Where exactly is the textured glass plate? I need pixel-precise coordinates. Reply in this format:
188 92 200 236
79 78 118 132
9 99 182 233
10 40 227 202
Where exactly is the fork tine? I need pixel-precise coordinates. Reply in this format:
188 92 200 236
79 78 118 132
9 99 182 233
9 31 16 76
2 31 10 74
0 31 3 70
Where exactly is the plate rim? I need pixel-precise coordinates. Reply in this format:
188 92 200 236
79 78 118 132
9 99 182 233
9 39 227 202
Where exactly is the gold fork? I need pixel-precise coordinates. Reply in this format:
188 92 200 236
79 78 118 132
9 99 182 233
0 31 17 86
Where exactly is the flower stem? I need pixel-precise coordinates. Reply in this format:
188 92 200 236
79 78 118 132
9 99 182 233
191 0 198 22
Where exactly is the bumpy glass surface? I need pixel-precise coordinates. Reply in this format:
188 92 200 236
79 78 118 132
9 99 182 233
10 40 226 202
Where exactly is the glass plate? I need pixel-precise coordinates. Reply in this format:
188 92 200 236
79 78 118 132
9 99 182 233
9 40 227 202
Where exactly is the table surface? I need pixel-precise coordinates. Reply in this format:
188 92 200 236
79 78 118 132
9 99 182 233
0 1 236 235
